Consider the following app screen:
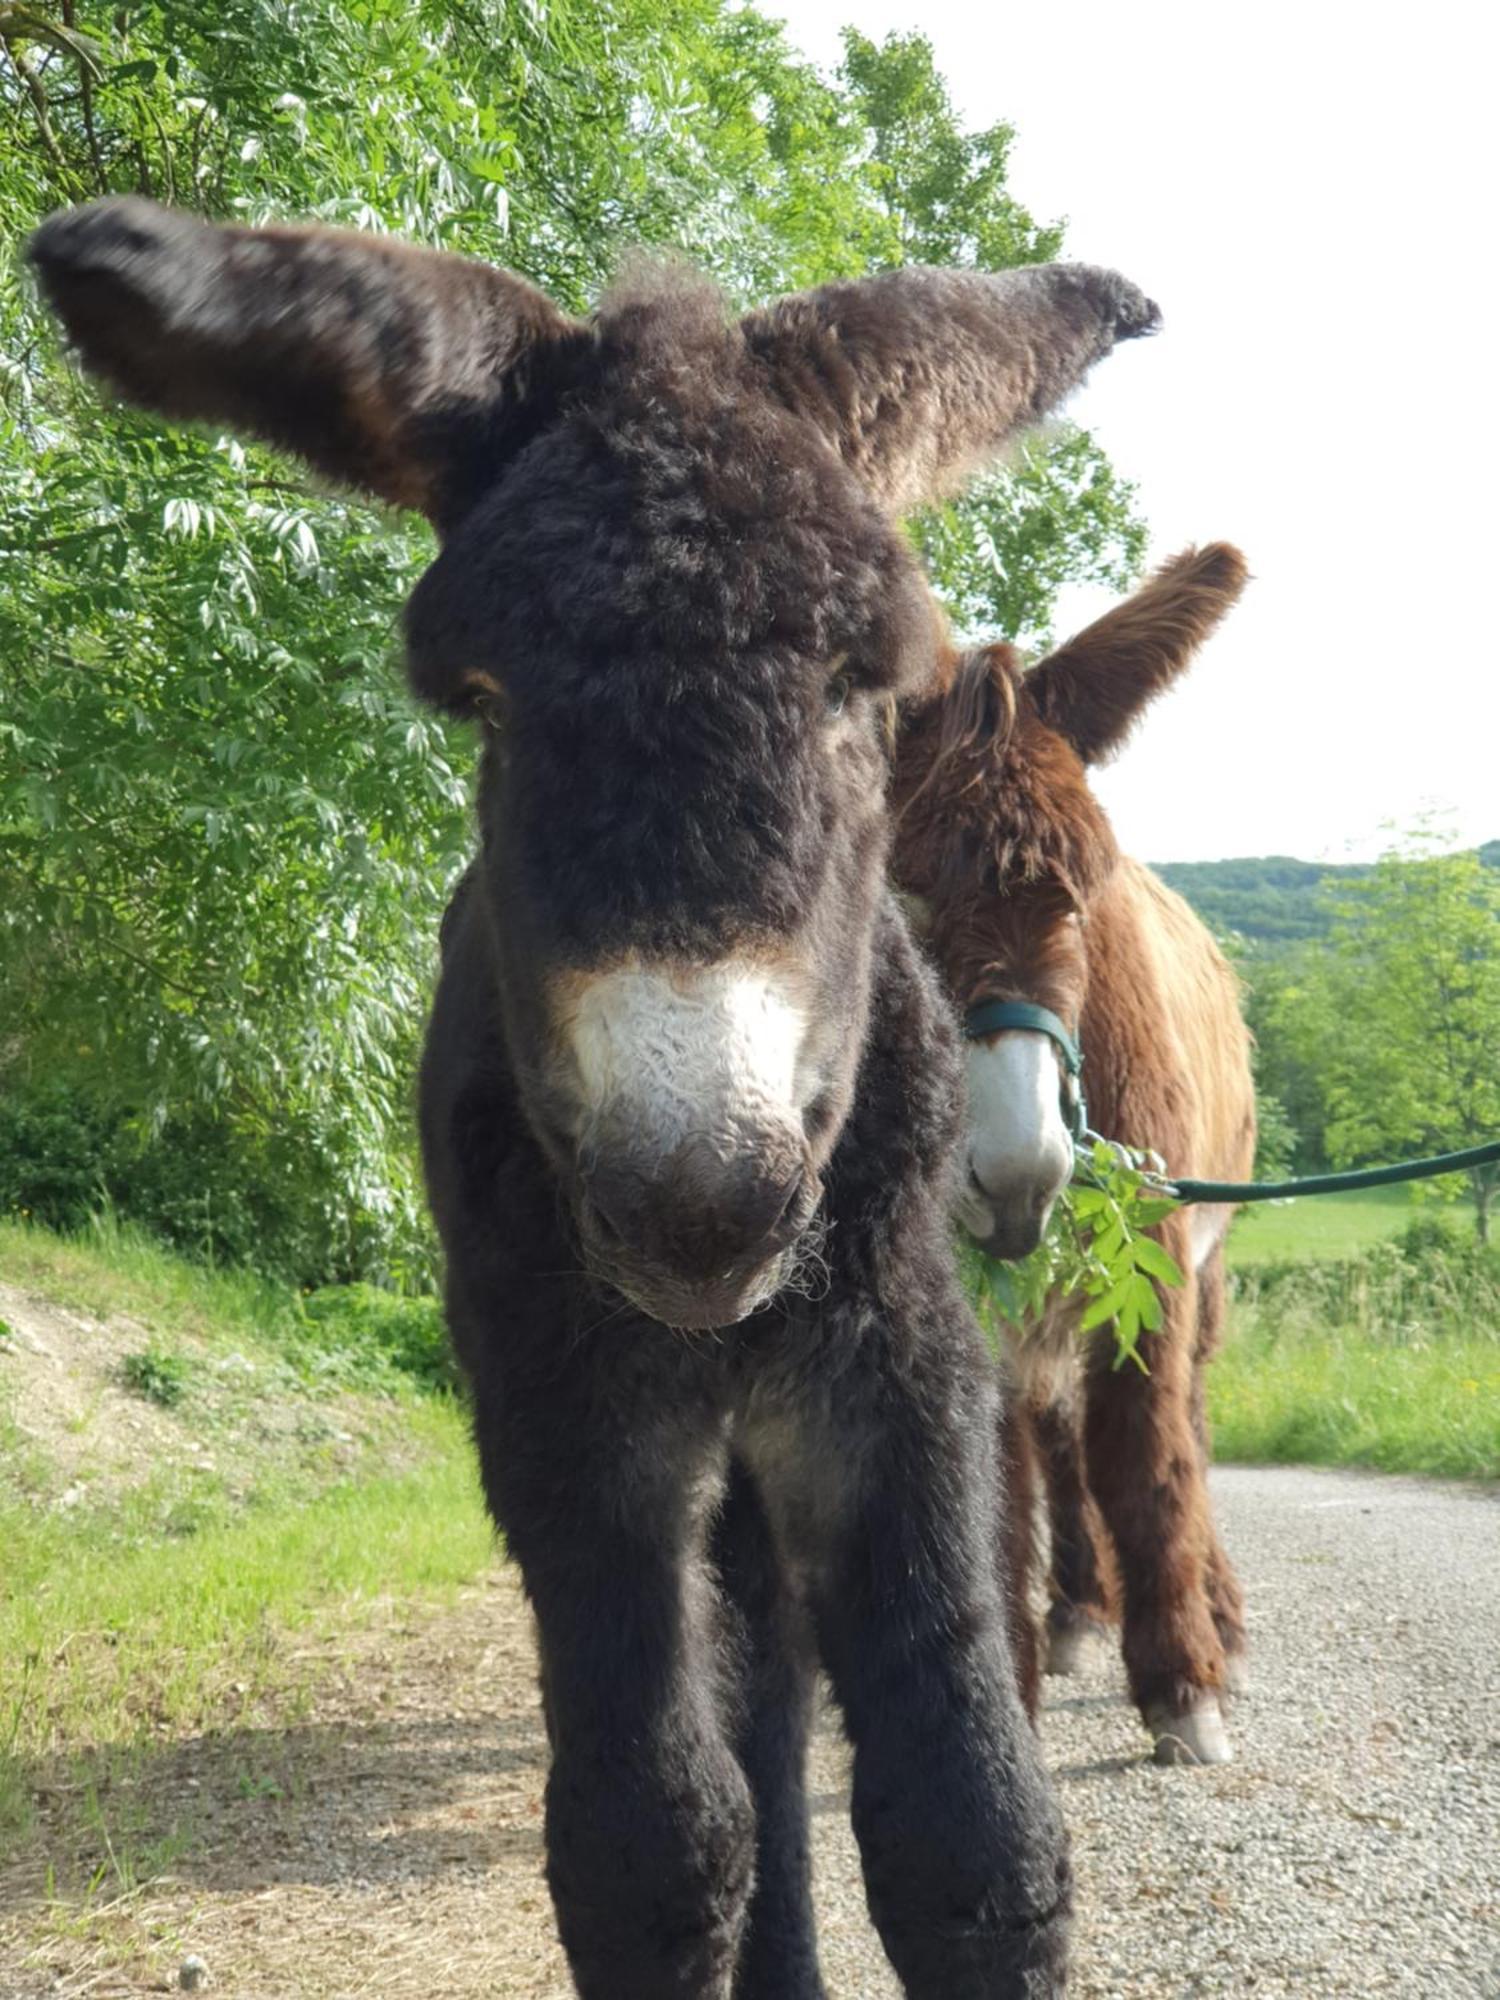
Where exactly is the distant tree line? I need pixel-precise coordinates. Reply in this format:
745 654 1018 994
1157 840 1500 947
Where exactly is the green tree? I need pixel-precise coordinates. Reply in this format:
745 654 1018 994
1273 835 1500 1241
1238 942 1332 1170
2 4 1145 1279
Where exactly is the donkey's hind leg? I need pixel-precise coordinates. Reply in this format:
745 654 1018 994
712 1457 827 2000
1189 1241 1248 1688
1009 1324 1113 1678
1081 1230 1233 1765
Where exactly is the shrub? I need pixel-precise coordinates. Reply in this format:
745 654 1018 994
1229 1222 1500 1344
121 1346 193 1407
0 1086 433 1290
297 1284 456 1394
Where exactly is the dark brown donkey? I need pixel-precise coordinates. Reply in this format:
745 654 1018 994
893 545 1256 1766
32 197 1160 1996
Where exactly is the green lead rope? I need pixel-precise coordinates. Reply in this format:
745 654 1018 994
1160 1138 1500 1207
965 1000 1500 1208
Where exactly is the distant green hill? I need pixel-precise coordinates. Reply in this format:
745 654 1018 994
1154 839 1500 946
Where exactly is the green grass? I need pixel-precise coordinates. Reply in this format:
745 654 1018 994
1211 1219 1500 1480
1226 1184 1479 1266
0 1211 447 1392
1 1412 488 1774
1209 1328 1500 1480
0 1216 494 1873
0 1212 301 1350
0 1413 493 1882
120 1343 195 1406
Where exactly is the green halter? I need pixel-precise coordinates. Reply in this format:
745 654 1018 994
961 999 1087 1142
961 998 1083 1075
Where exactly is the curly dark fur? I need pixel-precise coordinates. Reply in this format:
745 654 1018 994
29 198 1156 1993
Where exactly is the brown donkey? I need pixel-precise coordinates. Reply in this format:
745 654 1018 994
893 544 1256 1765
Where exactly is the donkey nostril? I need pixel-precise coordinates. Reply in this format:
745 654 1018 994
768 1166 807 1235
583 1194 622 1248
581 1164 639 1252
583 1149 808 1277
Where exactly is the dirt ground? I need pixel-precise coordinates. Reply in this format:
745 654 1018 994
0 1278 424 1517
3 1466 1497 2000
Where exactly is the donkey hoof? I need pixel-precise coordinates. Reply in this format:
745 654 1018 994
1147 1698 1233 1767
1045 1617 1107 1677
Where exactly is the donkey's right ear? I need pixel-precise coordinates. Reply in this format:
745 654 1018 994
28 198 583 531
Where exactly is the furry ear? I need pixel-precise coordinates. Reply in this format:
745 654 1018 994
28 198 582 530
1027 542 1250 766
741 263 1159 516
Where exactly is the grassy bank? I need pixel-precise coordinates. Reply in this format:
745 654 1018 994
0 1438 491 1847
1208 1329 1499 1479
0 1217 492 1872
1209 1222 1500 1480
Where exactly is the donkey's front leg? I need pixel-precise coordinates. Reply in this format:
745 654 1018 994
808 1333 1071 1999
1082 1234 1232 1764
1030 1395 1114 1676
713 1458 827 2000
479 1370 754 2000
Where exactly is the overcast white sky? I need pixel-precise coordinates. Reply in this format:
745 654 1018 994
778 0 1498 862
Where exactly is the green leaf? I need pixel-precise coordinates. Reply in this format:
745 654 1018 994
1130 1197 1182 1228
1079 1277 1131 1333
1132 1271 1164 1332
1131 1236 1184 1288
1092 1218 1126 1265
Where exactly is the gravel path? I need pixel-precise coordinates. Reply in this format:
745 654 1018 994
1032 1466 1500 1999
5 1466 1497 1998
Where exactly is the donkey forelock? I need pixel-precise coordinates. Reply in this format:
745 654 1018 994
895 642 1118 942
895 541 1253 963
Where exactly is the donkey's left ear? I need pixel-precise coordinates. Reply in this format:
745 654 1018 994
1027 543 1250 765
741 262 1159 516
28 198 582 531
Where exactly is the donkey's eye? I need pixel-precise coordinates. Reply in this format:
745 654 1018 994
824 671 852 719
461 673 509 731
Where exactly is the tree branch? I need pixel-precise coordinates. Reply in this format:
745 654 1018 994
61 0 107 189
2 32 68 172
